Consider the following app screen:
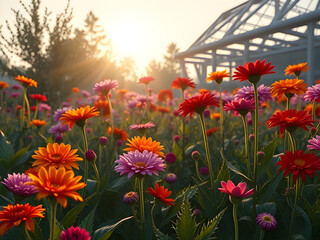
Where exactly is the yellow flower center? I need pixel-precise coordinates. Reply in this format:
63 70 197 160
285 116 298 122
261 215 273 223
126 192 134 197
134 162 146 168
52 154 62 161
294 158 306 167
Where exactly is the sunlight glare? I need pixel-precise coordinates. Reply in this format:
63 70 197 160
109 21 145 57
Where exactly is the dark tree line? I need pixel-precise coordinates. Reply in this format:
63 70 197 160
0 0 180 105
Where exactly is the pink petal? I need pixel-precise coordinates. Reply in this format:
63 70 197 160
230 186 242 197
237 182 247 194
226 180 235 193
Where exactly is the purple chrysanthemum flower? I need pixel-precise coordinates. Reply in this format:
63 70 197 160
165 173 177 183
307 135 320 150
1 173 38 197
114 150 165 178
123 192 139 204
11 84 22 90
235 84 273 103
256 212 278 231
223 98 255 116
130 122 155 130
53 107 71 122
10 92 21 98
60 226 91 240
304 84 320 103
48 122 70 137
93 79 118 95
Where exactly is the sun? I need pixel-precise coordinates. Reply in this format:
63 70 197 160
109 21 145 56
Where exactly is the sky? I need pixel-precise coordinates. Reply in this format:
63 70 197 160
0 0 246 76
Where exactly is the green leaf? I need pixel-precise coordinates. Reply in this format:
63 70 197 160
194 208 225 240
11 147 33 168
226 161 253 184
79 206 96 234
92 216 133 240
154 228 174 240
0 130 13 163
60 193 96 228
174 201 197 240
257 172 282 203
172 141 182 161
257 138 278 174
0 193 14 204
217 149 230 182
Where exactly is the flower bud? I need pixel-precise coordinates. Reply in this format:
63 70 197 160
99 136 108 145
165 173 177 183
116 140 123 146
199 167 209 176
165 152 176 164
257 151 265 160
85 149 96 162
191 151 201 161
174 135 181 142
123 192 139 204
249 134 255 141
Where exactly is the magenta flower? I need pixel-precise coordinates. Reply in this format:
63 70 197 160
256 213 278 231
304 85 320 103
223 98 255 116
114 150 165 178
123 192 139 204
218 180 253 198
93 79 118 95
165 173 177 183
10 92 21 98
38 103 51 112
165 152 176 164
11 84 22 90
1 173 38 197
129 122 155 130
60 226 91 240
307 135 320 150
235 84 273 103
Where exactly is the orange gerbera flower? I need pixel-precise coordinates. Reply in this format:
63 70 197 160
32 143 82 170
266 109 314 134
72 87 80 93
59 106 100 128
14 75 37 88
157 89 173 102
304 104 320 116
148 182 174 206
271 79 307 98
285 62 310 77
198 89 210 94
107 127 129 141
0 81 9 89
26 167 86 208
211 112 221 119
29 119 47 127
233 59 275 84
158 107 170 113
276 150 320 182
94 99 110 117
171 77 196 91
124 136 165 158
178 92 219 117
206 70 230 84
0 203 45 236
117 89 128 101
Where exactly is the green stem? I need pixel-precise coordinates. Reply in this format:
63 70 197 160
24 88 31 125
288 177 300 239
98 145 102 171
286 96 292 110
24 224 33 240
81 126 89 197
91 162 100 193
287 131 296 153
107 94 114 144
199 113 214 189
312 100 316 121
241 115 250 176
233 204 239 240
49 199 57 240
253 83 259 219
259 229 265 240
218 84 224 152
33 102 39 120
138 177 145 235
151 201 156 229
194 157 204 182
21 87 27 129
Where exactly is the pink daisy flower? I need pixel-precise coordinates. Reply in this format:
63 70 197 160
307 135 320 150
218 180 254 198
114 150 165 178
137 76 154 85
223 98 255 116
93 79 118 95
304 84 320 103
129 122 155 130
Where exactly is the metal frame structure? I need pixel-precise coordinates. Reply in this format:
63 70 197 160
176 0 320 86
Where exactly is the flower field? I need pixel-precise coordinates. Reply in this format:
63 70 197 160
0 60 320 240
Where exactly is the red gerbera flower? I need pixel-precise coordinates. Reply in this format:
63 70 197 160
171 77 196 91
148 182 174 206
206 127 219 136
266 109 314 134
233 59 275 84
30 94 47 102
276 150 320 182
178 92 219 117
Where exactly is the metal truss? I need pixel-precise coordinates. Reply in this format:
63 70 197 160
176 0 320 85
